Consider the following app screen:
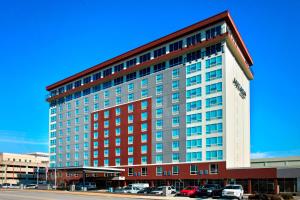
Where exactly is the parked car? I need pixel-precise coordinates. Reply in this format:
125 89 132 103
9 184 21 189
137 187 155 194
180 186 199 197
122 185 141 194
2 183 10 189
192 184 223 198
75 182 97 190
222 184 244 200
150 186 176 195
25 184 38 189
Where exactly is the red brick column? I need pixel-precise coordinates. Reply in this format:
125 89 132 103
248 179 252 194
274 179 279 194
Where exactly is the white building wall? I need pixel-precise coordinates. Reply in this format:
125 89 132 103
224 43 250 168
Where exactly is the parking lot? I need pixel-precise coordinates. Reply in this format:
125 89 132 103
0 189 217 200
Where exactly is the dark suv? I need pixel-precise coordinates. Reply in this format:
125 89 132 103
192 184 223 198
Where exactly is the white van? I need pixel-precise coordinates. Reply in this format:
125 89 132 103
128 183 149 189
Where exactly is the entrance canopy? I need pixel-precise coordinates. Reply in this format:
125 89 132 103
50 166 125 174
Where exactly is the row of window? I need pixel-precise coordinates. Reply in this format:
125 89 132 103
127 163 219 177
93 155 148 167
49 42 223 105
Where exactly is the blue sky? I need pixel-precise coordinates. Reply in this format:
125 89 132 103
0 0 299 158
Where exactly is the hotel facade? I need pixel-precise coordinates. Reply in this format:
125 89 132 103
46 11 298 193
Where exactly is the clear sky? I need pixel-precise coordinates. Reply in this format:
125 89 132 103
0 0 299 158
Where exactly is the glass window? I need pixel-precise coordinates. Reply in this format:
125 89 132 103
172 129 179 139
141 112 148 121
104 159 109 166
172 93 180 103
141 89 148 98
104 149 109 157
141 78 148 88
128 125 133 134
141 123 148 132
141 101 148 110
128 136 133 144
187 126 202 137
156 85 163 95
141 134 147 143
115 148 121 156
104 129 109 137
128 146 133 154
115 138 120 146
206 96 222 108
115 87 121 96
187 152 202 162
206 150 223 160
156 143 163 152
186 75 201 86
104 139 109 147
186 62 201 74
156 108 163 118
206 109 222 121
128 104 134 113
128 83 134 92
172 117 180 127
186 139 202 149
141 156 147 164
172 166 179 175
128 115 133 123
172 153 179 162
172 68 180 79
156 74 163 83
128 157 134 165
115 107 121 116
115 158 120 166
156 166 163 176
172 80 179 91
186 100 202 112
128 93 134 102
156 131 163 140
141 145 147 153
206 137 223 147
104 120 109 128
156 154 163 164
156 96 163 107
172 141 179 150
172 104 180 115
156 120 163 129
115 127 121 136
116 97 121 105
206 123 223 134
206 82 222 94
206 56 222 68
186 113 202 124
206 69 222 81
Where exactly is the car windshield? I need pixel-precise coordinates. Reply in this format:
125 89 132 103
225 185 241 189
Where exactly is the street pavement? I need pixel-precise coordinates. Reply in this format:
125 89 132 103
0 190 148 200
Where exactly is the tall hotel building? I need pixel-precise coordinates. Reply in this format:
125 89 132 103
46 11 260 189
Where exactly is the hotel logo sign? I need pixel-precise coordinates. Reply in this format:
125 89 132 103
233 78 246 99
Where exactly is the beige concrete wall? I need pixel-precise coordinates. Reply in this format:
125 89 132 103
224 43 251 168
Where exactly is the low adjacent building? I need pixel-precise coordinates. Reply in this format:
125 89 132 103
0 152 49 185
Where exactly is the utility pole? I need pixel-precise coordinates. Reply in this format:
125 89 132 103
54 168 57 190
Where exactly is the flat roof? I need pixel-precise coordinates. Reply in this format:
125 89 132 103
46 10 253 91
251 156 300 163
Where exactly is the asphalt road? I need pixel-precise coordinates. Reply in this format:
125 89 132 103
0 190 146 200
